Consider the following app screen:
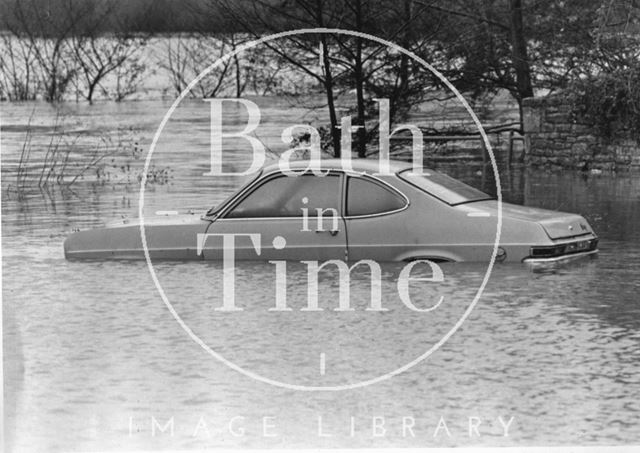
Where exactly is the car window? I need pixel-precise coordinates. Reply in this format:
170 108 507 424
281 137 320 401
206 171 262 216
225 173 341 218
398 169 492 205
346 176 406 217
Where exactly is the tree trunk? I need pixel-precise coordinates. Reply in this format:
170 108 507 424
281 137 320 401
315 0 341 157
398 0 412 94
394 0 412 121
509 0 533 132
354 0 367 158
321 37 341 157
87 81 96 104
231 34 242 98
48 69 58 102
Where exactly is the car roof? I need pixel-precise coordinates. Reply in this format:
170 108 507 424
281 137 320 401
262 158 415 175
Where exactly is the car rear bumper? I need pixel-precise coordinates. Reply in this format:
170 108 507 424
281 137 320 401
522 248 598 263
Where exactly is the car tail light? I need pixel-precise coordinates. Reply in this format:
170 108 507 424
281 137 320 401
530 238 598 258
530 244 566 258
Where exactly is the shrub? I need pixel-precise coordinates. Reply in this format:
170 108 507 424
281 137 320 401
567 65 640 141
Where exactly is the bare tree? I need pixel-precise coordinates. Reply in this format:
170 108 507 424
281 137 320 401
70 34 149 102
157 34 234 98
110 56 147 102
2 0 151 102
0 32 39 100
66 0 153 103
5 0 97 101
204 0 348 156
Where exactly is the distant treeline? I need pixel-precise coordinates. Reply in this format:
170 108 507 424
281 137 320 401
0 0 236 34
0 0 455 36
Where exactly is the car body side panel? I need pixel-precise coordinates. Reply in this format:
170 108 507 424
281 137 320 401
201 217 348 261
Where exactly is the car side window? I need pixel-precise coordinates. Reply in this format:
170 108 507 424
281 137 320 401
346 176 406 217
225 173 341 218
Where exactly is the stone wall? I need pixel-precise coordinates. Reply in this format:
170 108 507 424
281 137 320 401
522 95 640 170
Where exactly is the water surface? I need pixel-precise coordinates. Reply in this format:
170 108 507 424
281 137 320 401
2 100 640 451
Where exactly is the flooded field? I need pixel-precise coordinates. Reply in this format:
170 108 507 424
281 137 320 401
2 99 640 451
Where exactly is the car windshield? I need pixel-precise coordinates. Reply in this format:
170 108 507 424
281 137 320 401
398 169 493 205
206 170 262 216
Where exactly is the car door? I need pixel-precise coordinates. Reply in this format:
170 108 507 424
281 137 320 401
343 174 411 261
200 171 347 261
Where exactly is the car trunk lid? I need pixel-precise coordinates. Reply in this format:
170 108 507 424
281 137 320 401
469 201 593 239
537 215 593 239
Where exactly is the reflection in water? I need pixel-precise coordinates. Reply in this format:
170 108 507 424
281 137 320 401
2 100 640 450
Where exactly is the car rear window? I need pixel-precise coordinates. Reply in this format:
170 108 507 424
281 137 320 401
398 169 492 205
346 176 406 216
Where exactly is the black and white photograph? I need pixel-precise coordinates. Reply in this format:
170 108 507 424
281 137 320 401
2 0 640 451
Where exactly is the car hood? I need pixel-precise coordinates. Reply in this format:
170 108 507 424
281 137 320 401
469 200 594 239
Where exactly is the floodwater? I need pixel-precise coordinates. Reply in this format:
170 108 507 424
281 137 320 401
2 99 640 451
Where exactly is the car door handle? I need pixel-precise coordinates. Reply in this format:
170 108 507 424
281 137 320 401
316 230 339 236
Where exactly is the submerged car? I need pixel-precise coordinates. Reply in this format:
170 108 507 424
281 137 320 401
64 159 598 263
